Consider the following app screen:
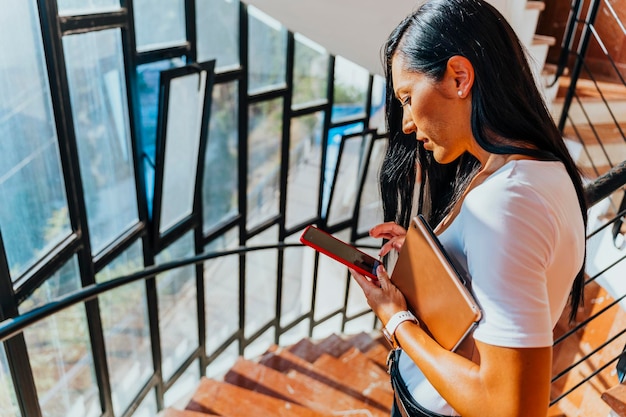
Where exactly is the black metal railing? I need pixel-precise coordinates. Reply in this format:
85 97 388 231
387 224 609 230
548 0 626 410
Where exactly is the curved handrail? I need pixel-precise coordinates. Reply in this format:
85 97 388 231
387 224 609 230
2 159 625 344
584 159 626 207
0 242 375 342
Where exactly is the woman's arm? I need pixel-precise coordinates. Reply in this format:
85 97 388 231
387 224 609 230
351 266 552 417
396 323 552 417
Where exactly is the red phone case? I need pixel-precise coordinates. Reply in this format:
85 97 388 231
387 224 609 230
300 225 380 280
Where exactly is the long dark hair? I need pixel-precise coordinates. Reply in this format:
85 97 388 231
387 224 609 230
380 0 588 321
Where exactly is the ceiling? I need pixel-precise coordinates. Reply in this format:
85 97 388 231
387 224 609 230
241 1 529 77
242 0 424 77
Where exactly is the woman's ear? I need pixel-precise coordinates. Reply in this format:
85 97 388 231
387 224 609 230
445 56 474 99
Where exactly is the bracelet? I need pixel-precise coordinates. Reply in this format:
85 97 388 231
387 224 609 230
382 310 418 348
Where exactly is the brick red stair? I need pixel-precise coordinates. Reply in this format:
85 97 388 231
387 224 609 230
159 332 392 416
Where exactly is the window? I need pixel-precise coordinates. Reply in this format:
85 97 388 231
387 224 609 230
247 98 283 229
156 233 198 381
96 241 151 416
247 6 286 93
196 0 240 70
134 0 186 51
63 29 139 254
57 0 120 16
292 34 329 107
203 81 239 232
0 0 71 278
20 257 100 417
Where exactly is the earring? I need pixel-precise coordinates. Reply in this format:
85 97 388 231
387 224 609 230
457 90 463 97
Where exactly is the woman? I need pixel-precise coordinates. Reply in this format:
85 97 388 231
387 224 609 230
350 1 588 416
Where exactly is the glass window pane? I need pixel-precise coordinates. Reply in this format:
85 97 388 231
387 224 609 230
57 0 120 16
203 81 239 232
323 122 364 216
196 0 240 69
128 391 157 417
0 344 20 417
285 112 324 229
332 56 369 123
327 133 371 227
370 74 386 132
313 229 350 322
63 29 139 254
205 342 238 379
248 6 287 93
96 240 151 416
137 59 185 215
280 234 313 329
156 233 198 381
357 138 386 234
158 69 210 233
204 228 239 356
245 227 278 339
0 0 71 278
134 0 186 51
163 359 200 407
20 258 100 417
292 34 329 108
247 98 283 229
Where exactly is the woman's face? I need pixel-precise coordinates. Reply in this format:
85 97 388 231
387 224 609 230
391 54 475 164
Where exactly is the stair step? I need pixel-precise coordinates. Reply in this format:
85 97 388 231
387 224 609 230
186 377 332 417
313 348 394 407
550 280 625 416
259 345 392 413
225 357 387 417
317 333 356 357
161 408 220 417
347 332 391 369
288 338 328 363
602 383 626 416
526 1 546 11
288 332 389 364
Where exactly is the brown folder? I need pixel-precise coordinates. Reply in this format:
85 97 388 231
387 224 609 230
391 215 482 351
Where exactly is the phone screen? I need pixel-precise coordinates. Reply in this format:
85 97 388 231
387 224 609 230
300 226 380 279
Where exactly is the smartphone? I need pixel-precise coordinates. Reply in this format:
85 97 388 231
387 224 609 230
300 225 381 280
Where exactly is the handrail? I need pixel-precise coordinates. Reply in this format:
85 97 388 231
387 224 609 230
584 159 626 206
0 242 379 343
3 160 625 345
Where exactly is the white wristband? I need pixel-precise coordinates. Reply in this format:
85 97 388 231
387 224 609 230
382 310 418 347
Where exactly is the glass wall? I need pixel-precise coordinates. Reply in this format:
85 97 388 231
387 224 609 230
0 0 71 279
0 1 385 416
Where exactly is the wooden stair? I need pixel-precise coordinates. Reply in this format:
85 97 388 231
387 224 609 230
157 300 626 417
158 332 392 417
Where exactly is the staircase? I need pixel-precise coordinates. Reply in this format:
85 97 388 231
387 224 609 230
156 283 626 417
158 332 393 417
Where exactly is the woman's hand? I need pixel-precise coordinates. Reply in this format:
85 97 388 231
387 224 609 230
369 222 407 257
350 264 408 325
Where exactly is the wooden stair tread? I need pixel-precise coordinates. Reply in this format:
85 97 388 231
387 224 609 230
225 357 387 417
288 338 328 363
259 345 392 412
317 350 391 391
533 34 556 46
526 1 545 11
186 377 332 417
346 332 391 369
602 383 626 416
161 408 220 417
563 123 626 145
316 333 356 357
313 349 394 407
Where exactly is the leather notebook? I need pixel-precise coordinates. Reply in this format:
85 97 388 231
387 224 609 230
391 214 482 351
